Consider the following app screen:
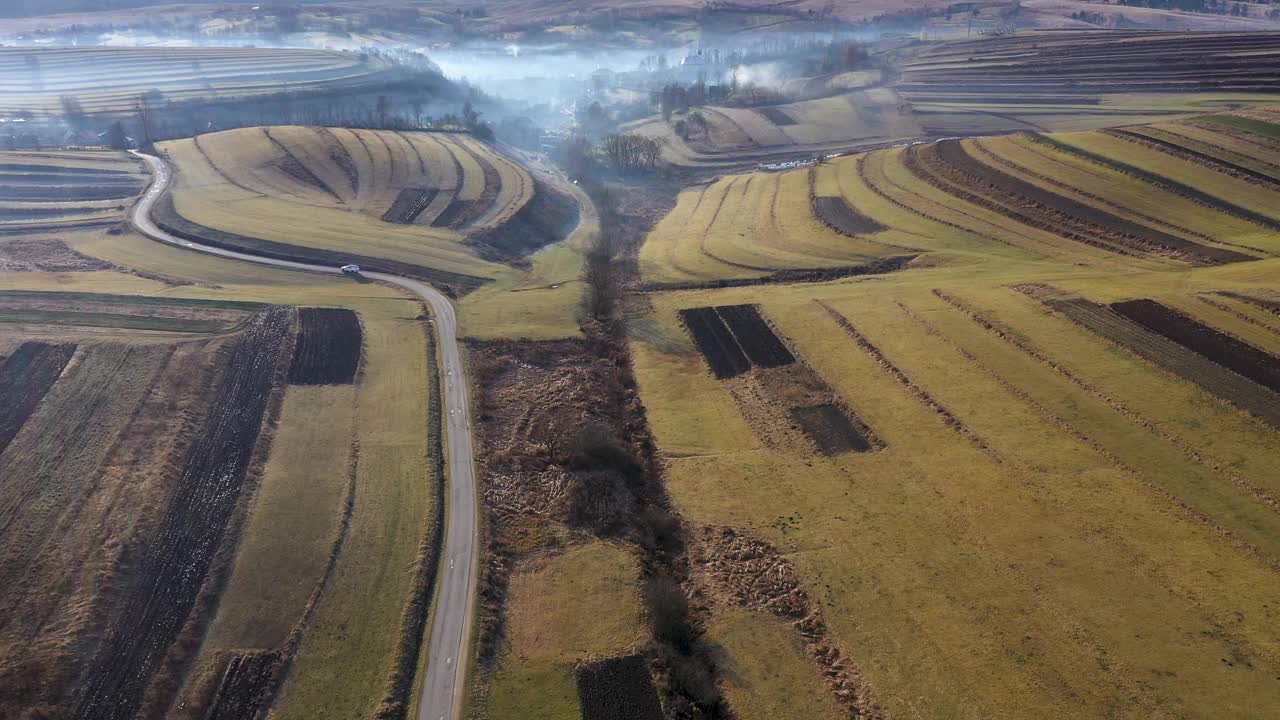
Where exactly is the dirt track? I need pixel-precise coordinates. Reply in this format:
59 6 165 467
129 151 479 720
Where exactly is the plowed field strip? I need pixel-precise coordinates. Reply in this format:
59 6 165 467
932 139 1253 264
969 138 1227 250
1028 133 1280 233
1038 296 1280 428
72 307 293 720
679 307 750 379
906 143 1142 260
897 300 1280 572
289 308 362 385
715 304 795 368
0 342 75 454
933 289 1280 514
1110 299 1280 395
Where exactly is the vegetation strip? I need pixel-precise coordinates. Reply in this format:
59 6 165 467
151 192 490 291
897 300 1280 572
1105 128 1280 192
375 311 445 720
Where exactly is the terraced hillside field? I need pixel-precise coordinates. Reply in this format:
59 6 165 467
639 31 1280 168
626 109 1280 719
0 149 145 234
158 126 579 291
640 110 1280 286
898 30 1280 135
0 46 400 116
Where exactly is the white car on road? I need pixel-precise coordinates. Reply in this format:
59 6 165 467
340 264 361 275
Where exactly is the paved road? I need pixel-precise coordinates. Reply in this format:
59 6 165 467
129 151 478 720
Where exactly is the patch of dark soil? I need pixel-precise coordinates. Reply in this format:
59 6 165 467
0 237 115 272
790 404 875 454
813 196 888 236
0 342 76 454
288 308 362 385
645 255 917 292
70 307 293 720
576 655 664 720
1110 299 1280 394
468 179 579 264
714 304 795 368
381 188 439 224
755 106 797 126
678 307 751 379
151 193 489 294
202 651 280 720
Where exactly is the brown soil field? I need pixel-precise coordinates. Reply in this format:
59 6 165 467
381 188 440 224
1109 299 1280 394
71 307 293 719
575 655 664 720
900 31 1280 96
789 404 875 454
812 196 887 237
288 308 363 385
679 307 752 379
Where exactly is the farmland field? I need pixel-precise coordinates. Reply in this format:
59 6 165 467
0 46 402 116
0 225 441 719
634 31 1280 169
627 108 1280 717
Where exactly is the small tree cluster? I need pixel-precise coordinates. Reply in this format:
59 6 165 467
600 133 662 172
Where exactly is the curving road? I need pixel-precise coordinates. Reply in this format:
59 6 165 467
128 151 478 720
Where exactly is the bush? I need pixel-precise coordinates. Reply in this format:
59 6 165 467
645 576 694 654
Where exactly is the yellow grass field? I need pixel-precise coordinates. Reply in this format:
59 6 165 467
482 541 647 720
629 110 1280 717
